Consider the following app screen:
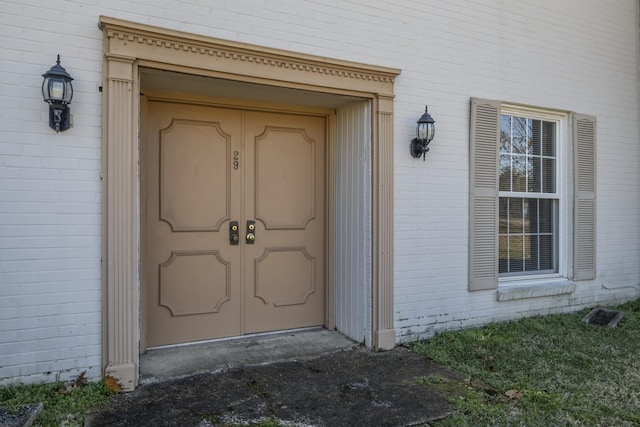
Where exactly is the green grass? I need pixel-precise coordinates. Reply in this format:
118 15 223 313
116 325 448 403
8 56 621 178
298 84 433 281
413 298 640 427
0 381 113 427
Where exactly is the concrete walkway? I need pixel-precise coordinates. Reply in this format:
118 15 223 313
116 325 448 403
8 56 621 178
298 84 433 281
86 330 455 426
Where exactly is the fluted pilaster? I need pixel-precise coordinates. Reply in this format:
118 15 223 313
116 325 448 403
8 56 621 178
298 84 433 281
373 96 395 350
103 56 138 391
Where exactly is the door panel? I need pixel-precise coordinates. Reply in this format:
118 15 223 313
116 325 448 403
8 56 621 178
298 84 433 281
243 111 325 334
144 102 325 348
145 102 242 347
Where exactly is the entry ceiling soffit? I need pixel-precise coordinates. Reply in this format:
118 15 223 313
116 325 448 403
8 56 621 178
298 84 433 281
99 16 401 97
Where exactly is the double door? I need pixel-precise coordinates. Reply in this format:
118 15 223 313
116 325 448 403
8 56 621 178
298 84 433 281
143 100 326 348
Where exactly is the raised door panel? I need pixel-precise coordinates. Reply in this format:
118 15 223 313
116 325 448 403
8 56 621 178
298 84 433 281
254 247 316 306
160 120 230 231
159 250 230 316
255 127 315 229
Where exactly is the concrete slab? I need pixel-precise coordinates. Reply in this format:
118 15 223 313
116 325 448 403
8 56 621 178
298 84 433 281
88 342 455 427
140 328 358 384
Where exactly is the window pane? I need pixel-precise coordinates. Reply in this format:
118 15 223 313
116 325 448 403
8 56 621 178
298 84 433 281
500 115 511 154
542 121 556 157
499 155 511 191
539 235 554 270
529 157 541 192
524 198 537 233
508 235 524 272
509 198 523 234
499 198 508 233
543 158 556 193
539 199 554 233
512 155 527 192
531 120 541 156
499 235 508 273
512 117 529 155
524 235 539 271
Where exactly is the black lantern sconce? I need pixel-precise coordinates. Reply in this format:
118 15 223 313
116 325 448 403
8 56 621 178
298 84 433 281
410 106 436 161
42 55 74 133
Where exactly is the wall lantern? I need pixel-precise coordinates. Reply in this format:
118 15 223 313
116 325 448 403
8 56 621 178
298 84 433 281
42 55 74 132
410 106 436 161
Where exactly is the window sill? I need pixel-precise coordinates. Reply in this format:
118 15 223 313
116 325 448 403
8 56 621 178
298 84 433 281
496 278 576 302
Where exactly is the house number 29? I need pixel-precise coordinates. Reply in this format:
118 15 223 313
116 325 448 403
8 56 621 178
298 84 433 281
233 151 239 170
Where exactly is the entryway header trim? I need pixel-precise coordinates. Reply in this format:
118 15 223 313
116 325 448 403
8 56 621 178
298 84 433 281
99 16 399 97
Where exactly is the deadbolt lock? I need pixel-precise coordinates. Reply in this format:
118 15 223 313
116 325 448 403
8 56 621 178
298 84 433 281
246 220 256 244
229 221 240 245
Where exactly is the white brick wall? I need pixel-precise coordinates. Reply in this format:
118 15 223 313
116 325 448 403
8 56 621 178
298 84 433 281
392 0 640 341
0 0 104 385
0 0 638 384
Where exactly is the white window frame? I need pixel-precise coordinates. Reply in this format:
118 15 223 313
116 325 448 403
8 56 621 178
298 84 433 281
499 104 568 285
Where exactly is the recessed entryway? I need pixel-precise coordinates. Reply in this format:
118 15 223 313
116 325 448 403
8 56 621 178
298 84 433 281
100 16 399 390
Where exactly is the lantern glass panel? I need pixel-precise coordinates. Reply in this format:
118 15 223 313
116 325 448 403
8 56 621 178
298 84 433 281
417 122 435 141
50 81 64 100
42 77 73 104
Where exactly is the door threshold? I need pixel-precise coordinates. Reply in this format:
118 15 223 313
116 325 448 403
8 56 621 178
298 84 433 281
140 328 357 384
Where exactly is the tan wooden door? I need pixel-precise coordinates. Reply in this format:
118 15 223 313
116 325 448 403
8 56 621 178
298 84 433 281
143 101 325 348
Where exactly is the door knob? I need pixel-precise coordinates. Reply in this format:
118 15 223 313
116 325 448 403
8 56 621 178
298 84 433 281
246 220 256 244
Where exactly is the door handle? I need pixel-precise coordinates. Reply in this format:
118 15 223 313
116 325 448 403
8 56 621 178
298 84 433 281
229 221 239 245
246 220 256 244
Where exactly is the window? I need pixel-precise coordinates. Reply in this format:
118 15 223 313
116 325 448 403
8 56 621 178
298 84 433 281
469 98 596 292
498 114 559 276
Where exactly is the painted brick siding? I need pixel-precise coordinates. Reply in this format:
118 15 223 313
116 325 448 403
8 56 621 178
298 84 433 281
392 0 640 340
1 0 639 384
1 0 104 384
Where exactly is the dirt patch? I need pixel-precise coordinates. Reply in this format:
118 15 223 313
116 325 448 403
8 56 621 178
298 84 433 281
87 346 459 426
